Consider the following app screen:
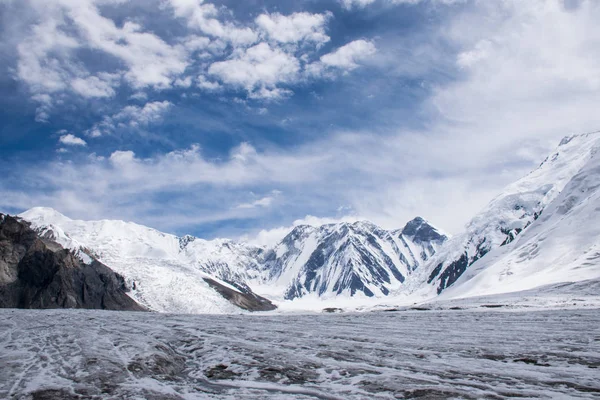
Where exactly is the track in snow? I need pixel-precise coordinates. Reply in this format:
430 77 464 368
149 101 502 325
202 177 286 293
1 309 599 399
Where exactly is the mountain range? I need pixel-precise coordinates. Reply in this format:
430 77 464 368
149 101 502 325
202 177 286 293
6 131 600 313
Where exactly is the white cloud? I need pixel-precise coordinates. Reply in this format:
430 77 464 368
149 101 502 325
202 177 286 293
197 75 221 91
16 16 81 94
255 12 331 46
71 74 119 98
14 0 188 107
9 0 599 241
129 92 148 101
109 150 136 165
340 0 377 9
340 0 463 10
235 190 281 210
30 93 53 123
308 39 377 76
88 101 172 136
9 0 377 114
431 0 600 143
59 134 87 146
209 42 300 99
243 214 360 247
320 40 376 70
166 0 258 47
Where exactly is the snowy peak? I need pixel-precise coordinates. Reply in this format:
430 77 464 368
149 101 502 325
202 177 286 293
398 217 447 244
421 131 600 296
262 217 447 300
20 207 72 226
18 208 273 313
441 140 600 299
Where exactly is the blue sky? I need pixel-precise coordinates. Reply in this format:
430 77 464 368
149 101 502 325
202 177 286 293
1 0 600 244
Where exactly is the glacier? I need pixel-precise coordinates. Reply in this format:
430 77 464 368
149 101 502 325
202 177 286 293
1 307 599 399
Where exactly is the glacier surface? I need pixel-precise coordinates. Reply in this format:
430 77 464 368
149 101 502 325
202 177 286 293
1 307 599 399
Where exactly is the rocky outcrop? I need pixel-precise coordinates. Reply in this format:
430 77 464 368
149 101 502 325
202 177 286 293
203 278 277 311
0 214 145 311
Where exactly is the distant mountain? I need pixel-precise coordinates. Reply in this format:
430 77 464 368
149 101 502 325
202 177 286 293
19 208 275 313
16 132 600 312
420 132 600 298
0 214 144 311
19 208 447 309
261 219 447 300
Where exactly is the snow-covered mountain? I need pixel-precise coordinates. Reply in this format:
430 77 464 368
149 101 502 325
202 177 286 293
20 208 273 314
419 131 600 298
260 218 447 300
19 208 447 311
16 132 600 312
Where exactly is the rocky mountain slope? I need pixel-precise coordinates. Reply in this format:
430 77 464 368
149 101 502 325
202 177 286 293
0 214 145 311
260 218 446 300
419 131 600 298
20 208 447 310
19 208 275 313
14 132 600 312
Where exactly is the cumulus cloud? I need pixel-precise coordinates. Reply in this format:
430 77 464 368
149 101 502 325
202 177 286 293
255 12 331 46
243 214 359 247
209 43 300 99
5 0 379 121
308 40 376 76
15 0 189 102
340 0 377 9
320 39 376 69
58 134 87 146
340 0 461 10
166 0 258 46
8 0 596 242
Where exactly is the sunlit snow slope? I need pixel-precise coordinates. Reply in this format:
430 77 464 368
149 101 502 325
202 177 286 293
421 131 600 299
18 132 600 311
20 208 265 314
19 208 447 309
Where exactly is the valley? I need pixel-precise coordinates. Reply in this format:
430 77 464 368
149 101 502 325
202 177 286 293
1 307 599 399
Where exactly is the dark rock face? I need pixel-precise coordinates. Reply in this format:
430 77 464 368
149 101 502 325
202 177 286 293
401 217 447 244
429 239 490 294
0 214 145 311
263 219 447 301
202 277 277 312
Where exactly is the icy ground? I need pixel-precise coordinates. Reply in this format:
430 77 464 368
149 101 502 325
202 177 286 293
1 309 600 399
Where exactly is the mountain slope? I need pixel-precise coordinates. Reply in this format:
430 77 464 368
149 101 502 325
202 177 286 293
0 214 144 311
440 136 600 299
260 218 447 300
420 132 600 297
19 208 275 313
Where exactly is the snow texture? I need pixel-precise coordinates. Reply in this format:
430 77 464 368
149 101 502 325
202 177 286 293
19 209 447 312
19 208 264 314
260 219 446 300
419 131 600 299
1 307 599 399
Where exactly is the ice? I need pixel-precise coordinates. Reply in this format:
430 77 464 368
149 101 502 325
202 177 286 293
1 308 599 399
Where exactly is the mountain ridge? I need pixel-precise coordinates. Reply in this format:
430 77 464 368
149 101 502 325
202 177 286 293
415 131 600 298
14 132 600 313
